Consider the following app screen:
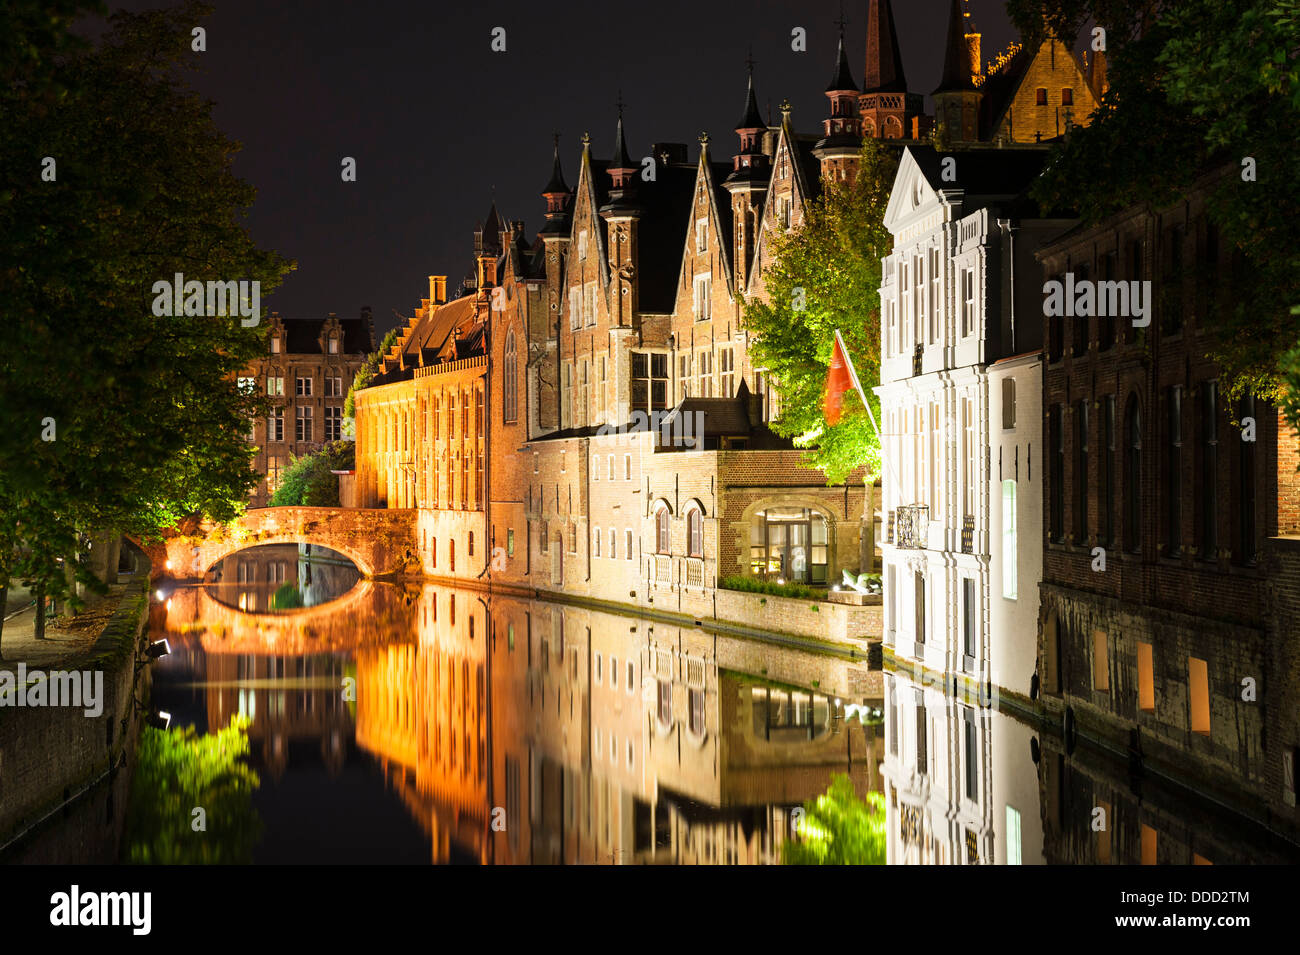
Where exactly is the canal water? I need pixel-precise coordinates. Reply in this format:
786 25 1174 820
135 544 1294 865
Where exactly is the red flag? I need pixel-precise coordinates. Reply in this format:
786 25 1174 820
823 333 855 426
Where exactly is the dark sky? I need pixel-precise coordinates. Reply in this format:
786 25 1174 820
101 0 1021 340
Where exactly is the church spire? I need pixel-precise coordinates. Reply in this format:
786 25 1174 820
826 20 858 93
862 0 908 93
936 0 978 92
540 134 572 235
603 98 640 214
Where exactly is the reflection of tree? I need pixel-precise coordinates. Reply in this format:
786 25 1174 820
782 774 885 865
124 715 261 864
270 582 304 610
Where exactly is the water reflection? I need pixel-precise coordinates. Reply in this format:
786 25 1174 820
148 581 882 864
205 543 360 613
145 578 1296 864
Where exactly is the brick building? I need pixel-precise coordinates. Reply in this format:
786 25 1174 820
243 310 374 506
1035 165 1300 835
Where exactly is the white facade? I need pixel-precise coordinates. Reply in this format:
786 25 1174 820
877 147 1065 698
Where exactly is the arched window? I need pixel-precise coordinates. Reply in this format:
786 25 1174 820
687 506 703 558
656 505 671 555
503 330 518 423
1125 397 1142 554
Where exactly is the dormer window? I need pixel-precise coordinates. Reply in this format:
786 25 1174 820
328 337 339 354
271 336 281 354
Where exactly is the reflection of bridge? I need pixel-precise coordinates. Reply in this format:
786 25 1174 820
139 506 418 579
152 578 420 655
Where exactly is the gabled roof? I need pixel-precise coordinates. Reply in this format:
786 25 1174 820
375 295 480 384
280 315 374 355
883 145 1047 232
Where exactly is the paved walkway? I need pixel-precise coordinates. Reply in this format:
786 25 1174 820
0 579 134 671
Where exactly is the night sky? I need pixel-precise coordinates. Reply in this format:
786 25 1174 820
99 0 1021 340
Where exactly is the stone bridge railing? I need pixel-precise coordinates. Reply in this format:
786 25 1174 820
138 507 419 580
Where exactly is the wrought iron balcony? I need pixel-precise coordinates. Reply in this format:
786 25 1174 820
894 504 929 550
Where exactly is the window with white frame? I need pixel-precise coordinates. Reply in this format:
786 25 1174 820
296 406 313 442
696 219 708 253
568 286 581 330
679 353 691 399
325 406 342 441
609 527 617 559
962 267 976 336
267 376 284 396
929 247 941 343
296 375 312 396
693 275 711 321
237 376 256 394
720 347 734 397
578 230 588 260
585 281 597 326
630 352 668 411
625 529 633 560
267 407 284 442
698 349 713 397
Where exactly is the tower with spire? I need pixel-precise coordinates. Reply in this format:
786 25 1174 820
599 103 641 327
858 0 927 141
723 60 771 291
933 0 983 144
813 21 863 183
473 200 503 316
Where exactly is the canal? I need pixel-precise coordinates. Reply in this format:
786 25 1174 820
132 544 1295 865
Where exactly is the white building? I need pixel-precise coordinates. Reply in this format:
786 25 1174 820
877 146 1068 698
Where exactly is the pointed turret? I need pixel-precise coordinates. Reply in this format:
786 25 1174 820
540 134 573 236
725 63 771 290
935 0 977 92
862 0 908 93
474 200 502 296
602 102 641 215
735 71 765 133
816 24 863 172
825 29 858 94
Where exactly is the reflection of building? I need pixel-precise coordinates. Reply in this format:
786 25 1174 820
878 147 1063 694
1035 171 1300 837
882 670 1044 865
242 311 375 506
342 586 882 863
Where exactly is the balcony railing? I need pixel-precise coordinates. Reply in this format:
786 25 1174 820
684 557 704 588
654 554 672 585
961 514 975 554
894 504 929 549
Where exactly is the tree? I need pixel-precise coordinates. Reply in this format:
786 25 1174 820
0 1 294 645
268 440 356 507
741 138 897 485
124 715 261 864
782 773 886 865
1009 0 1300 408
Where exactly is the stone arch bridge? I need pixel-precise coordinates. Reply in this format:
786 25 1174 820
139 507 419 580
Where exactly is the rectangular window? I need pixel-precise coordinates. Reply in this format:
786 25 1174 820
1075 400 1089 544
678 353 691 399
1092 629 1109 692
577 230 588 260
296 406 313 442
720 347 734 397
1002 480 1018 599
328 338 339 354
569 286 581 331
1006 806 1022 865
1049 405 1064 542
964 712 978 800
625 529 633 560
325 406 342 441
585 282 597 326
929 246 941 343
624 454 631 480
237 376 256 394
267 376 284 396
962 577 976 658
1166 386 1182 555
1137 642 1155 712
267 455 283 492
914 571 926 644
916 705 927 775
693 275 711 321
325 376 343 397
271 336 281 354
962 267 976 336
593 528 601 557
1002 378 1016 430
695 218 707 253
964 397 976 518
609 528 616 559
267 407 284 442
630 352 669 412
1189 656 1210 735
1200 381 1219 558
1102 396 1116 547
296 375 313 396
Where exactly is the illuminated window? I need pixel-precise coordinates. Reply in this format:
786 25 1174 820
687 506 703 558
503 331 517 422
1092 630 1109 692
1189 656 1210 735
1006 806 1022 865
267 376 284 396
267 407 284 442
1036 87 1047 105
1137 642 1155 712
655 505 670 554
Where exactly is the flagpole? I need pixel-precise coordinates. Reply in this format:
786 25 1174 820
834 328 898 490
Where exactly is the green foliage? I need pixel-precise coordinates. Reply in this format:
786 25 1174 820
269 581 304 610
719 575 821 600
124 715 261 864
344 327 399 424
741 138 897 485
267 440 355 507
1279 306 1300 445
1013 0 1300 406
782 774 886 865
0 1 293 629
